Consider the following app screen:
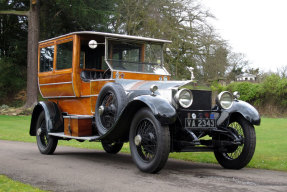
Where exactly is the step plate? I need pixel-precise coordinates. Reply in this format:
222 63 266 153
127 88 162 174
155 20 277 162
48 132 100 141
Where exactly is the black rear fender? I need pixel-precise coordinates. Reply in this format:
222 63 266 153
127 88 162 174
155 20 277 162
30 101 63 136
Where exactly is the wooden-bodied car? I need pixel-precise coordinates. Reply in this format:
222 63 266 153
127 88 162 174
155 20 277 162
30 31 260 173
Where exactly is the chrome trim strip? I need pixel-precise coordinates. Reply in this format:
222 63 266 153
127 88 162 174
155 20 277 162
40 31 172 44
89 79 114 82
48 132 100 141
112 69 171 76
80 94 99 98
63 115 93 119
39 81 73 86
41 95 77 99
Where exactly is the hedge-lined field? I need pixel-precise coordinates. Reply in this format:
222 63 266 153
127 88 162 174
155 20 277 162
0 115 286 171
211 74 287 116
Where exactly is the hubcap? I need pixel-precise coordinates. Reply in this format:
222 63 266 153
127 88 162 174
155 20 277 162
134 134 142 146
37 128 42 136
98 105 105 115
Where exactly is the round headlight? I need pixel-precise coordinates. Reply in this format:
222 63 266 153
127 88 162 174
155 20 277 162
216 91 233 109
174 89 193 108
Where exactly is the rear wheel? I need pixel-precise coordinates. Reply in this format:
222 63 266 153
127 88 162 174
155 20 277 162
36 111 58 154
214 116 256 169
129 108 170 173
102 141 123 154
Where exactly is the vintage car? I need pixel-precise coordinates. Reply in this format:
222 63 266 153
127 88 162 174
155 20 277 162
30 31 260 173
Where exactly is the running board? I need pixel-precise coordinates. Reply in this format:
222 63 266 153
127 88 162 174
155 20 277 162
48 132 100 141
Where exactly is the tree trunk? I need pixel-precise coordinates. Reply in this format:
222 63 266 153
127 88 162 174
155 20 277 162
25 1 39 108
0 1 40 108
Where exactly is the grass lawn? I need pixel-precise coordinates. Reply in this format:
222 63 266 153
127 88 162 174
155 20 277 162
0 115 286 171
0 175 46 192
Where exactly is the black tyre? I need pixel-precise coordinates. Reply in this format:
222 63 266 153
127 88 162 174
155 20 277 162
129 108 170 173
36 111 58 154
214 116 256 169
95 83 127 135
102 141 124 154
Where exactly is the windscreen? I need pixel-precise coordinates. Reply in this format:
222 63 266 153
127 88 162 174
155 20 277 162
107 40 169 75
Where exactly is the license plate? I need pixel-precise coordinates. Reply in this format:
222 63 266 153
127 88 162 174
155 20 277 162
185 119 216 128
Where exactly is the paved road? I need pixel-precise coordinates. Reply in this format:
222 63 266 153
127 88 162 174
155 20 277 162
0 140 286 192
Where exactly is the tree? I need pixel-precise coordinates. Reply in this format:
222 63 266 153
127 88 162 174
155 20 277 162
1 0 115 107
277 65 287 78
111 0 218 80
226 52 249 81
0 0 39 107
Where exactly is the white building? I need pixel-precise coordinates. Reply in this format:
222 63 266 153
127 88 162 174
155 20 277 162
236 73 256 81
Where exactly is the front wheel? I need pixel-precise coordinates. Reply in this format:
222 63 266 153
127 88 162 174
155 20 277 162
36 111 58 154
129 108 170 173
214 116 256 169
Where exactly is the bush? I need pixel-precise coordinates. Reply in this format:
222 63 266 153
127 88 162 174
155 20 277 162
0 58 26 106
260 74 287 107
225 82 262 104
211 74 287 113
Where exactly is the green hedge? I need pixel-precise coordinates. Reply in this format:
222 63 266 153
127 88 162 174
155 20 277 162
213 74 287 109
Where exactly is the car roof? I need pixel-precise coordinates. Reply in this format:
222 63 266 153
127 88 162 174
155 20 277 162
39 31 172 44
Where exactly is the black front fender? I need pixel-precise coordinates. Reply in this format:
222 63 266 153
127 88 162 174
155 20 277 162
132 95 177 125
217 100 261 126
30 101 63 136
99 95 176 141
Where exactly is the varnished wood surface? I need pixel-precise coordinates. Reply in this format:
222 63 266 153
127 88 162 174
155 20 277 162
39 33 170 116
50 98 92 115
72 35 81 97
64 117 92 137
40 83 75 97
90 80 114 95
80 82 91 96
90 96 98 113
112 71 170 81
39 71 72 84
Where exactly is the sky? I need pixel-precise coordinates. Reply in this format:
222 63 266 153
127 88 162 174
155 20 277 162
201 0 287 72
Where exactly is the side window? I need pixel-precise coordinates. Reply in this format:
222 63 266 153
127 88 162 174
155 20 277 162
40 46 54 72
56 41 73 70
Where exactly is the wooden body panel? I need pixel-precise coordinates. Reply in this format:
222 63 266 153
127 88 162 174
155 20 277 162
39 71 72 84
64 117 92 136
90 80 114 95
80 82 91 96
90 96 98 113
50 98 92 115
112 71 170 81
38 35 75 98
39 33 169 116
41 84 75 97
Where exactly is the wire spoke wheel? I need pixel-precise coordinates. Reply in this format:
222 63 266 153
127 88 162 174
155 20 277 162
136 119 157 162
38 119 49 148
36 111 58 154
214 116 256 169
102 141 123 154
129 108 170 173
224 122 244 160
99 91 118 131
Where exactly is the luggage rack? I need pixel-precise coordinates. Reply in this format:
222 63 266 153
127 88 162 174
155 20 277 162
48 132 100 141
